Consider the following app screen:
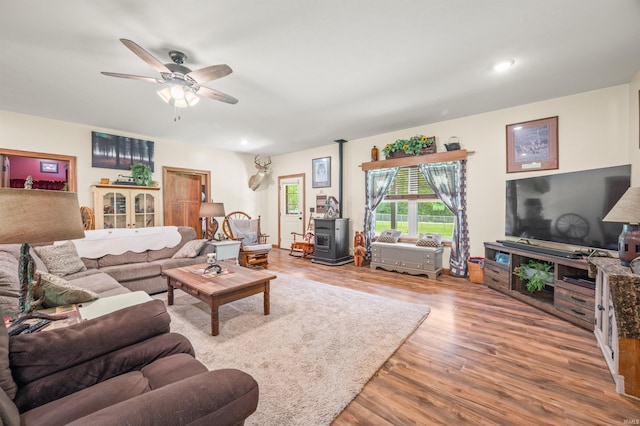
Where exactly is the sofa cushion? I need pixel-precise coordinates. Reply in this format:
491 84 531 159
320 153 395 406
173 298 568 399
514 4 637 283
9 300 171 386
19 371 150 426
99 263 162 283
97 250 148 268
141 353 208 390
171 239 206 259
35 271 99 308
67 273 130 298
34 241 87 277
0 311 17 400
0 387 19 426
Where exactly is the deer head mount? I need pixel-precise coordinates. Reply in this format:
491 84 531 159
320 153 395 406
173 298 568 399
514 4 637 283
248 155 272 191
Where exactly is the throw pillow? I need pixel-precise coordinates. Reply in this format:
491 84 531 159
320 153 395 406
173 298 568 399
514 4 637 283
33 241 86 277
171 239 207 259
236 231 258 246
416 233 443 247
377 229 402 243
34 271 98 308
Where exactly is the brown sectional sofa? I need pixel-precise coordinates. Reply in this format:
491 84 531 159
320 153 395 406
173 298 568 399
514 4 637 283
0 300 259 425
0 226 212 317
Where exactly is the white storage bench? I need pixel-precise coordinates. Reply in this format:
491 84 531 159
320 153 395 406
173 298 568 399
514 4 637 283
370 242 443 279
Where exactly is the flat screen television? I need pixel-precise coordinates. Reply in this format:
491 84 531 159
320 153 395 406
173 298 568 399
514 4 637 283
505 164 631 251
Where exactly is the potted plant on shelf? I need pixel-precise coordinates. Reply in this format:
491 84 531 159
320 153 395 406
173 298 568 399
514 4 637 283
382 135 436 159
130 163 152 186
517 260 554 293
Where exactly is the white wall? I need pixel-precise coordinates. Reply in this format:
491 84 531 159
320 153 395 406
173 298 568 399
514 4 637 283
2 83 635 265
267 84 633 263
0 110 260 217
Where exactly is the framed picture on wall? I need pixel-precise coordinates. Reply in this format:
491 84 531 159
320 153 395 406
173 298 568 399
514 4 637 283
40 161 58 173
312 157 331 188
506 116 558 173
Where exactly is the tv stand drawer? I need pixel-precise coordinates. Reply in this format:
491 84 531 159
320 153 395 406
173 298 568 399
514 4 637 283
484 260 509 291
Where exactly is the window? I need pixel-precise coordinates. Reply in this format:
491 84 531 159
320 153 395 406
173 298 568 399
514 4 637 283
284 183 300 214
375 166 454 238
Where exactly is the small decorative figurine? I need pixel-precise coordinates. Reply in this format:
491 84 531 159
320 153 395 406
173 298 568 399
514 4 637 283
353 231 366 267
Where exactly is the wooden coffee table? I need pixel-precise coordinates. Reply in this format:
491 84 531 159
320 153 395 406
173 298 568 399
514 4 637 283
163 263 276 336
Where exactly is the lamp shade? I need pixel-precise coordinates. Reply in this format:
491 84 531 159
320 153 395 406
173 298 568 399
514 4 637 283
199 202 226 218
603 187 640 224
0 189 85 244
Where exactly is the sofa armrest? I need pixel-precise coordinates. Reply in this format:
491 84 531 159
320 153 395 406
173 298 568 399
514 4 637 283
67 369 259 426
10 300 170 385
13 332 195 413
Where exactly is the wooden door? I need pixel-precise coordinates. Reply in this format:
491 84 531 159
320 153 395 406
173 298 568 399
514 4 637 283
163 167 210 237
1 155 9 187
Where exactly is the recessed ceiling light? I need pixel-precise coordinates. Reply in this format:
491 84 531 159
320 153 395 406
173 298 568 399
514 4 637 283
493 59 515 72
241 139 248 146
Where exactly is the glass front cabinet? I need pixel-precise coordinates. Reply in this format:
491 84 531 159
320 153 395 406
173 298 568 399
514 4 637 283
92 185 160 229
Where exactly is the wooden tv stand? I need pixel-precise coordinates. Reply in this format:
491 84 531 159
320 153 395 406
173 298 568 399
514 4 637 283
483 242 594 329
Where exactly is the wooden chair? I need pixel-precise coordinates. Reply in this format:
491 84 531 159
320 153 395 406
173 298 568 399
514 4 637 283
290 216 314 258
80 206 95 230
222 211 271 269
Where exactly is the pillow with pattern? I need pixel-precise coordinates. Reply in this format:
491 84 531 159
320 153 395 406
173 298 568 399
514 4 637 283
34 271 98 308
416 233 443 247
377 229 402 243
171 239 207 259
33 241 87 277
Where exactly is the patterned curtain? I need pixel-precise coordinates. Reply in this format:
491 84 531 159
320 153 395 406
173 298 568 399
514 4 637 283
418 161 469 276
364 168 399 260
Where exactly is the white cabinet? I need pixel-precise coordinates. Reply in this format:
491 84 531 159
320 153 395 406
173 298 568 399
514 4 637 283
370 242 443 279
594 267 623 394
591 257 640 398
92 185 160 229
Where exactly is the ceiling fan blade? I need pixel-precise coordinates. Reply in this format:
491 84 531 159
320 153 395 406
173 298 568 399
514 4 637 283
197 86 239 104
119 38 171 74
186 64 232 84
101 72 160 83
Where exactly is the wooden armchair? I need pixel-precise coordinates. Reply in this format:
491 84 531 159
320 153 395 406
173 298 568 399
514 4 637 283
222 211 271 269
290 216 314 258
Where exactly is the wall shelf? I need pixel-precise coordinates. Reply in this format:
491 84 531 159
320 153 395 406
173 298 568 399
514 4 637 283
360 149 472 171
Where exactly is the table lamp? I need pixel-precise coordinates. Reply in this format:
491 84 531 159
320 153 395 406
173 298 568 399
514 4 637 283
199 202 226 240
0 188 85 321
603 187 640 266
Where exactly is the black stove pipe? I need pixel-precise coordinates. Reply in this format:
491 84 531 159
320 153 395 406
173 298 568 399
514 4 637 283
334 139 347 218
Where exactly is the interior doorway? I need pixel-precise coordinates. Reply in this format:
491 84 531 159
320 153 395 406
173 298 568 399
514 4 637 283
0 148 76 192
278 174 306 250
163 166 211 238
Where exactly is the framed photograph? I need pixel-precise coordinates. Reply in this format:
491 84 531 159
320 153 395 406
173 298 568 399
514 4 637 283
312 157 331 188
40 161 58 173
506 116 558 173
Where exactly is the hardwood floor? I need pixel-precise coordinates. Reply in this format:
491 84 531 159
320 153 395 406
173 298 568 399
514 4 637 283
266 249 640 425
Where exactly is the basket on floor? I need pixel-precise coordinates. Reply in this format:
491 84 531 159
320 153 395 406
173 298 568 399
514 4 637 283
467 257 485 284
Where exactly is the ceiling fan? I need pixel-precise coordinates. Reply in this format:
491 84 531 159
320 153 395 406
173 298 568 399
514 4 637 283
101 38 238 107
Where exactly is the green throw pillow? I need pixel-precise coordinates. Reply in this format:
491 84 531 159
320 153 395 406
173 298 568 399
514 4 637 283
35 271 98 308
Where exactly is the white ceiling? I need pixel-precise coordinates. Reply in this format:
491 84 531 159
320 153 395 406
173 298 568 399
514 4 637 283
1 1 639 156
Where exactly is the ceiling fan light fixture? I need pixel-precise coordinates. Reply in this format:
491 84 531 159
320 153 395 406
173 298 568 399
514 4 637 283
157 87 173 103
170 85 185 100
184 91 199 106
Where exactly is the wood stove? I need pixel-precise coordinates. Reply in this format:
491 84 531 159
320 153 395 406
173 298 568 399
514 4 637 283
312 218 352 266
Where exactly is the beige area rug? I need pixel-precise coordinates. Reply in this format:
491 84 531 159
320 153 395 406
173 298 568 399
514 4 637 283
154 272 430 426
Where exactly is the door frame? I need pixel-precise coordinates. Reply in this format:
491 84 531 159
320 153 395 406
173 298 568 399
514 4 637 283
162 166 211 235
278 173 306 249
0 148 77 192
